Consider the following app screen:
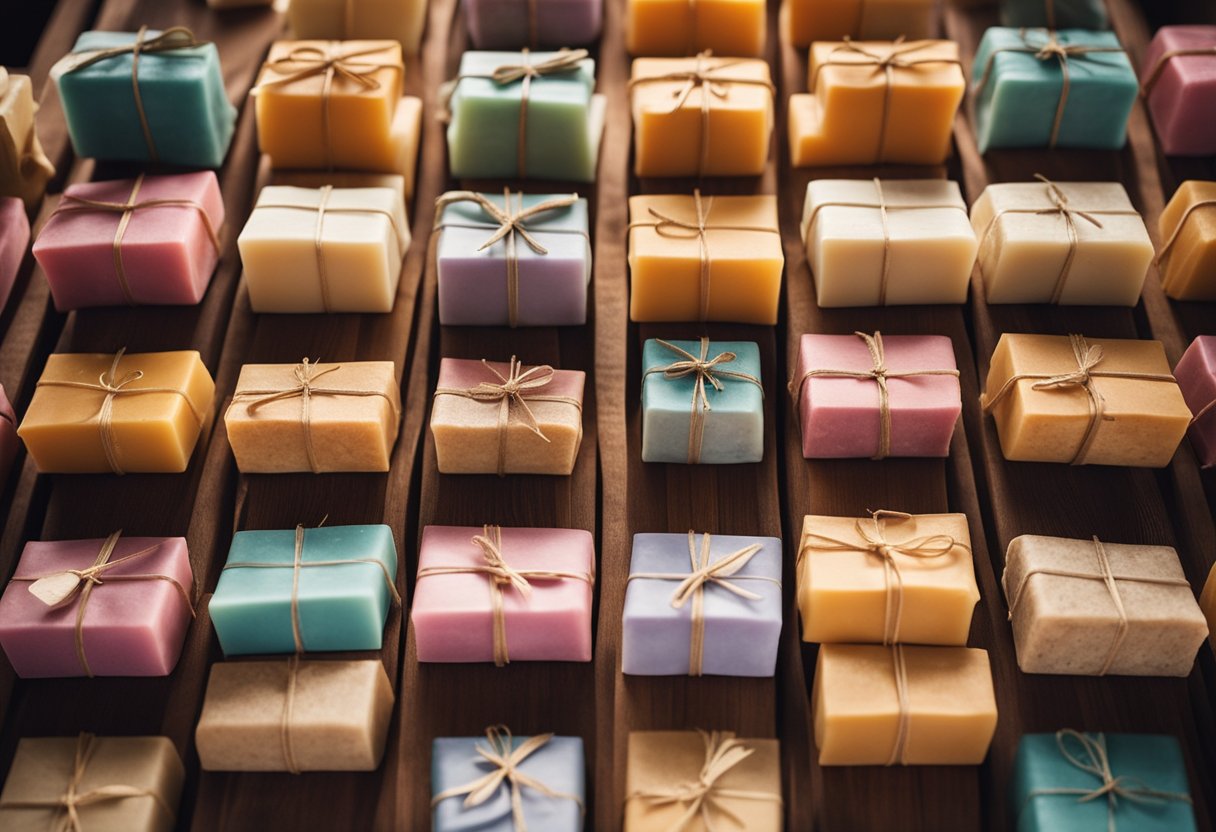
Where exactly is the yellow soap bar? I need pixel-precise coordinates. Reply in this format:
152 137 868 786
1202 562 1216 653
0 69 55 212
813 644 997 766
289 0 427 56
630 57 773 178
18 351 215 474
629 193 783 324
1159 180 1216 301
626 0 766 58
783 0 937 49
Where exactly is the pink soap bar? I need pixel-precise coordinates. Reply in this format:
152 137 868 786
32 172 224 311
0 384 16 485
411 525 594 663
1175 335 1216 467
1143 26 1216 156
0 197 28 315
792 333 961 458
0 536 193 677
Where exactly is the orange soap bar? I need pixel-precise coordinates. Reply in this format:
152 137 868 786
784 0 937 49
1159 180 1216 300
626 0 766 58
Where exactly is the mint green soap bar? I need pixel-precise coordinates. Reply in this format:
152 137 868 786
973 28 1137 153
210 525 398 656
55 30 236 168
446 51 604 182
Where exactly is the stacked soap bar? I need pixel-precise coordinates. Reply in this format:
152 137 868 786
1158 180 1216 300
1001 0 1108 29
784 0 937 48
34 172 225 311
446 50 604 181
631 57 773 177
982 334 1191 467
55 30 236 167
0 69 54 211
19 350 215 474
1174 336 1216 468
790 39 964 167
802 179 977 307
289 0 428 55
239 185 409 313
0 385 15 485
0 197 28 315
466 0 602 50
973 28 1137 153
1143 27 1216 157
626 0 765 57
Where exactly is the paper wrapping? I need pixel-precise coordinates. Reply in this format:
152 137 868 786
0 70 54 210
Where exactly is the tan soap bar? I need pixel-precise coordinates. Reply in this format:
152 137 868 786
813 644 997 766
196 659 395 772
289 0 427 55
784 0 938 49
1004 534 1208 677
1158 180 1216 300
226 360 400 473
981 333 1191 467
0 69 55 211
1202 562 1216 652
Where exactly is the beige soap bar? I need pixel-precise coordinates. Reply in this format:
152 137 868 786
0 69 55 211
801 179 977 306
813 644 997 766
1004 534 1208 677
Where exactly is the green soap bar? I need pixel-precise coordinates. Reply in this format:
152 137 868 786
1001 0 1108 30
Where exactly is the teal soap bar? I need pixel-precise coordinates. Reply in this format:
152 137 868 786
54 30 236 168
210 525 398 656
446 51 604 182
973 28 1137 153
641 338 763 465
1011 732 1197 832
1001 0 1108 30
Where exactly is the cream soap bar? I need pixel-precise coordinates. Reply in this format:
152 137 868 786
0 69 54 211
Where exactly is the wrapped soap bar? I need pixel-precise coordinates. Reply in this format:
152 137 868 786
798 512 977 645
629 192 782 324
0 533 193 677
973 28 1136 153
445 50 604 181
238 185 408 313
1011 732 1197 832
1001 0 1108 29
1143 27 1216 157
1158 180 1216 300
641 338 764 464
431 357 585 475
1203 563 1216 651
195 658 395 772
289 0 428 55
971 179 1152 306
0 197 29 315
630 56 773 177
813 644 997 765
33 173 225 311
210 524 399 656
433 729 585 831
0 734 184 832
624 731 781 831
54 29 236 167
465 0 602 50
225 359 400 473
790 331 960 459
1175 336 1216 467
18 350 215 474
0 384 15 485
784 0 936 49
802 179 976 307
980 333 1191 467
623 532 781 676
412 524 594 664
1003 534 1207 677
626 0 764 58
0 69 54 211
435 190 590 327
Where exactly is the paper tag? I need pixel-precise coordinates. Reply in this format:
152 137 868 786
27 572 82 607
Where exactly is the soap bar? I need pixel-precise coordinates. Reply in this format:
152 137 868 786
1158 180 1216 300
0 197 29 315
0 70 54 211
436 190 590 327
626 0 765 58
790 332 960 459
289 0 427 55
412 525 594 664
0 735 184 832
630 56 773 177
980 333 1191 467
54 29 236 167
207 0 272 7
465 0 602 49
1003 534 1207 677
18 350 215 474
239 185 408 313
971 180 1152 306
1203 563 1216 651
802 179 977 306
624 731 781 831
784 0 937 49
973 28 1136 153
0 384 15 485
446 50 604 182
1001 0 1108 29
210 524 398 656
195 659 394 772
431 357 585 475
798 513 977 645
34 172 225 311
1176 336 1216 467
813 644 997 765
1011 732 1197 832
225 360 400 473
628 193 782 324
641 338 764 464
623 532 781 676
0 535 193 677
790 39 963 167
1143 27 1216 157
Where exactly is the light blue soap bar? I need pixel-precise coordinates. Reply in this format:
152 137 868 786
56 30 236 168
447 51 603 182
432 735 584 831
641 338 763 464
1001 0 1108 30
973 28 1137 153
210 525 397 656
